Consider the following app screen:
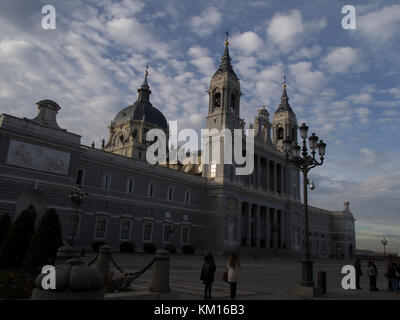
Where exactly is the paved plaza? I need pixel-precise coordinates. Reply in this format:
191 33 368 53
84 253 400 300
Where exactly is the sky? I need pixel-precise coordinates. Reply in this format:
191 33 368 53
0 0 399 253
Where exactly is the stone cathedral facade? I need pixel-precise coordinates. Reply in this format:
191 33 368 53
0 41 356 259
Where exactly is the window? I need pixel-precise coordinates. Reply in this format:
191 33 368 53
230 94 236 110
277 127 284 140
163 223 174 243
127 179 134 194
95 216 108 239
102 173 111 190
76 169 85 186
210 164 216 178
213 92 221 109
148 183 155 198
165 211 172 219
167 187 174 201
120 219 132 240
143 221 153 242
181 225 190 244
184 191 191 204
183 213 189 221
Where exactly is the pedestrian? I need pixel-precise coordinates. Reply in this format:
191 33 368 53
200 252 216 299
386 256 399 293
226 253 240 300
367 259 378 291
354 258 362 289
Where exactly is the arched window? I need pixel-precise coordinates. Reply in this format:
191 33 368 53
277 127 284 140
230 93 236 110
292 128 296 140
213 92 221 109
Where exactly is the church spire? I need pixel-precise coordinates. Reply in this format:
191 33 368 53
276 75 294 114
138 64 151 103
213 32 238 78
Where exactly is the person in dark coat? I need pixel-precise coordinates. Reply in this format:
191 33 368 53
354 258 363 289
200 252 216 299
386 256 399 293
367 259 378 291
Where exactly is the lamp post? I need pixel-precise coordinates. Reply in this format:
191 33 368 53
68 186 88 247
283 123 326 287
381 238 388 260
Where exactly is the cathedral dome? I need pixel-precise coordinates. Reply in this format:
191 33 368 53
113 101 168 129
113 70 168 130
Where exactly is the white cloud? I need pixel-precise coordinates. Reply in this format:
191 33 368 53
230 31 263 54
188 46 215 76
358 4 400 42
190 7 222 37
321 47 359 73
288 61 326 96
266 10 326 53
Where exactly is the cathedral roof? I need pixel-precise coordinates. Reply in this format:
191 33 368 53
113 70 168 129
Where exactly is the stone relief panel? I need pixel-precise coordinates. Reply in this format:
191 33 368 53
6 139 71 175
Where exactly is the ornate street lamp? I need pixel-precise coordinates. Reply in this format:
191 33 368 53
381 238 388 259
283 123 326 288
69 186 88 247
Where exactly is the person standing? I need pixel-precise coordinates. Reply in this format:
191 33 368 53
386 256 399 293
200 252 216 299
354 259 363 289
227 253 240 300
367 259 378 291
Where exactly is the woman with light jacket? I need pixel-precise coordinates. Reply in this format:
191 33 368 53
227 253 240 300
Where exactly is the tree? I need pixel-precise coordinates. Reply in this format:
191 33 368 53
23 208 63 274
0 214 11 247
0 207 36 269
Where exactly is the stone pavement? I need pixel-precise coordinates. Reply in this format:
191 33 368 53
85 253 400 300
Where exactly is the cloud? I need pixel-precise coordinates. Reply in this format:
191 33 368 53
320 47 359 73
188 46 215 76
288 61 326 96
230 31 263 54
190 7 222 37
358 4 400 42
266 10 326 53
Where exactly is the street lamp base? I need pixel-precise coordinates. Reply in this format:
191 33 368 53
300 259 315 287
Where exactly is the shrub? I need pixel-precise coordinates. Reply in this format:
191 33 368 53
143 243 156 254
0 269 35 299
120 241 135 253
22 208 63 274
0 208 36 269
92 241 106 253
0 214 11 247
164 244 176 254
182 244 195 255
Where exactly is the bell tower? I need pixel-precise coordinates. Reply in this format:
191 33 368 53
206 33 243 131
272 77 298 152
203 34 244 182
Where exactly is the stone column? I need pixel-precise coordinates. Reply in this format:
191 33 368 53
237 200 242 245
280 164 284 194
256 156 260 189
273 208 278 249
266 207 270 248
281 211 285 249
273 162 277 193
150 249 171 293
255 205 261 247
266 158 270 191
246 203 252 247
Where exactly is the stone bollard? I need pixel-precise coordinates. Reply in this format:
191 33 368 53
55 246 80 266
149 249 171 293
95 245 112 280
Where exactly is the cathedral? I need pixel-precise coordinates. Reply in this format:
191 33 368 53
0 39 356 259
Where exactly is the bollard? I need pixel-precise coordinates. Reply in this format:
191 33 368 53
55 246 80 266
95 245 112 279
149 249 171 293
317 270 327 294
